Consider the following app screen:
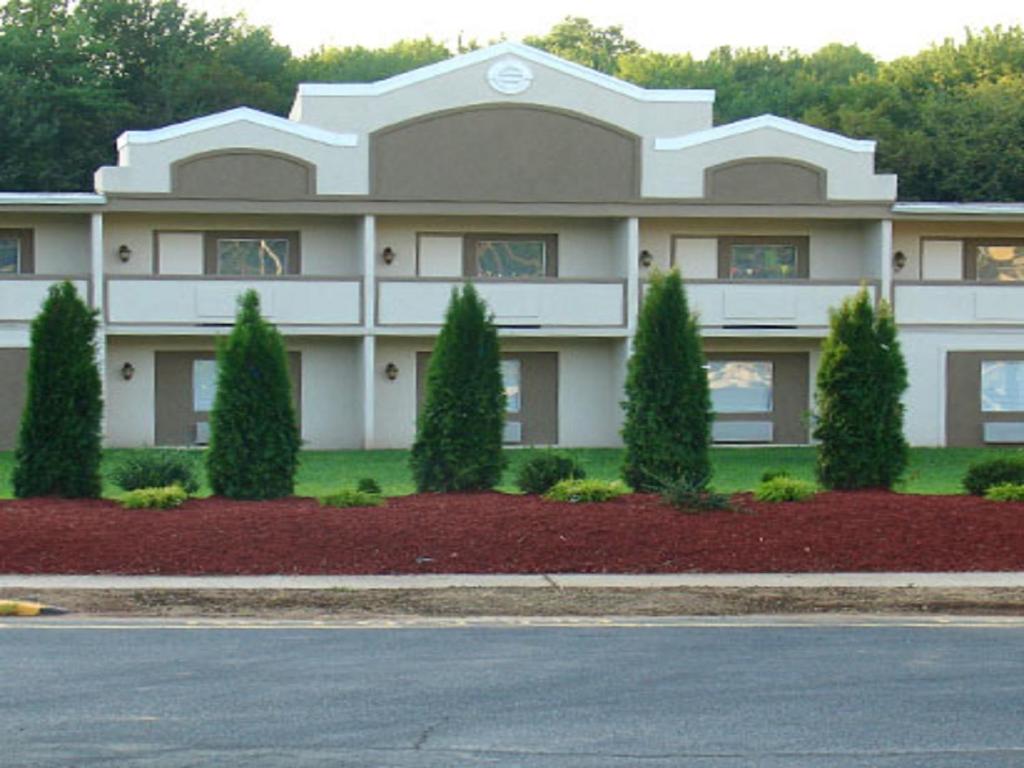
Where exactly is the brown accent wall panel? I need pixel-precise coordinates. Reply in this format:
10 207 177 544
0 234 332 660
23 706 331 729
947 351 1024 447
706 159 826 204
706 352 810 444
0 349 29 450
172 151 316 200
155 351 301 446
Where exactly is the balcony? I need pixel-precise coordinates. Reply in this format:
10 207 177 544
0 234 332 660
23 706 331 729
0 276 91 322
105 277 363 327
683 280 877 329
376 278 627 328
895 283 1024 325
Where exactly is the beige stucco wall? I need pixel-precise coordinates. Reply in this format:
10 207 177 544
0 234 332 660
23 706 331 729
102 214 361 275
373 336 625 448
892 220 1024 282
375 216 623 278
105 335 362 448
0 213 91 275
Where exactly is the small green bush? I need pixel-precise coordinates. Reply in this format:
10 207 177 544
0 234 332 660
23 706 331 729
120 485 189 509
754 476 818 503
983 483 1024 502
760 468 791 483
110 451 201 494
963 457 1024 496
318 489 384 508
544 479 627 503
516 453 586 495
660 476 732 513
357 477 382 495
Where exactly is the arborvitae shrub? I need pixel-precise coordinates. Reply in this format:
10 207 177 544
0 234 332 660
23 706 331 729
206 290 300 499
13 281 102 498
814 289 909 490
963 456 1024 496
516 452 586 495
621 270 712 492
410 284 507 492
111 450 201 494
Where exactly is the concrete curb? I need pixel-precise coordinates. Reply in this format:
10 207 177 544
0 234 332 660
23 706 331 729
2 573 1023 590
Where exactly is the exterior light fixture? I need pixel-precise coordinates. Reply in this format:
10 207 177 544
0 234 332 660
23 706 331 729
117 244 133 263
381 246 396 265
639 250 654 268
120 362 135 381
893 250 907 272
384 362 399 381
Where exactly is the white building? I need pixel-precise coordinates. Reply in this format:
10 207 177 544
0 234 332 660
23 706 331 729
1 43 1022 450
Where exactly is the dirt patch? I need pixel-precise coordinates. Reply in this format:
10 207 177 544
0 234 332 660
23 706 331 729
3 587 1023 618
2 491 1023 574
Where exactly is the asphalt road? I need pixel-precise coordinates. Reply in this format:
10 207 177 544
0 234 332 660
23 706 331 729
2 617 1023 767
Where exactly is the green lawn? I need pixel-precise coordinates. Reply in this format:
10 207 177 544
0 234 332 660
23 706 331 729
1 446 1021 499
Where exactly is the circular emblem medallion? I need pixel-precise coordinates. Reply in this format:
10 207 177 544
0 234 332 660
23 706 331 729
487 59 534 95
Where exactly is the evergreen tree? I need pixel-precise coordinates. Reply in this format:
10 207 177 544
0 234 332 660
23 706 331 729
814 288 908 489
206 290 300 499
622 270 712 491
13 281 102 498
410 283 506 492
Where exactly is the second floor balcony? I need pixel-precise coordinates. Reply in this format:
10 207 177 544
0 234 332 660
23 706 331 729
0 276 92 323
895 282 1024 325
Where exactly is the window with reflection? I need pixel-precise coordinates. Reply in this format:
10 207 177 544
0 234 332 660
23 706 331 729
729 244 798 279
502 359 521 413
708 361 774 413
217 237 289 276
475 239 546 278
976 244 1024 282
981 360 1024 411
192 359 218 412
0 235 19 273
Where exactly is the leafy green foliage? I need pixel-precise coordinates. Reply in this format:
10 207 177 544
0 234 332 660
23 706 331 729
963 456 1024 496
754 476 818 502
206 290 300 499
318 489 384 508
120 485 189 509
814 289 908 490
622 270 712 492
658 475 732 513
524 16 641 74
515 452 586 495
13 281 102 498
110 450 200 494
983 483 1024 502
356 477 382 495
544 478 627 503
760 468 792 483
410 284 507 492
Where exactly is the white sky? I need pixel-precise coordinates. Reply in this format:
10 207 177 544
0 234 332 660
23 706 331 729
188 0 1022 60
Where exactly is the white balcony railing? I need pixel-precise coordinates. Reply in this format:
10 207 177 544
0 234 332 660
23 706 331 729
105 277 363 326
895 283 1024 325
0 277 91 322
682 280 877 327
376 278 627 328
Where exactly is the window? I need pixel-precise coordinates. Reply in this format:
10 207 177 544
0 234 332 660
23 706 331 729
502 359 521 413
0 229 32 274
464 234 557 278
708 361 773 413
193 359 218 412
204 231 299 276
719 236 807 280
975 244 1024 282
981 361 1024 412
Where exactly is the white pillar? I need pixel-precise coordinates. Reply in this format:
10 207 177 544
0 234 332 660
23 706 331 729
90 212 108 442
879 218 893 307
361 215 376 448
624 216 640 334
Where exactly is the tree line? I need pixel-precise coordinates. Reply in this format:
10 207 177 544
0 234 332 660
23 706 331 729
2 2 1022 200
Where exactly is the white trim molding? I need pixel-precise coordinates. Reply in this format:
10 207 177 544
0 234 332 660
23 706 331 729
0 192 106 205
115 107 359 151
893 202 1024 217
298 42 715 104
654 114 877 153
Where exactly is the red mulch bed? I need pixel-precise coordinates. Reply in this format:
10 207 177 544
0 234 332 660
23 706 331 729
1 492 1023 574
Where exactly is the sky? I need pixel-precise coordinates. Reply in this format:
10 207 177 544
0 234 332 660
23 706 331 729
187 0 1023 60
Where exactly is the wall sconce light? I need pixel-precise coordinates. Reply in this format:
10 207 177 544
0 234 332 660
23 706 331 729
893 250 907 272
639 250 654 268
384 362 399 381
117 244 132 263
381 246 396 265
120 362 135 381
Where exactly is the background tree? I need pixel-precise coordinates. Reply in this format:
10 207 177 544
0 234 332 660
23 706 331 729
410 284 506 492
13 281 102 498
524 16 641 74
814 288 908 490
206 290 300 500
621 270 712 492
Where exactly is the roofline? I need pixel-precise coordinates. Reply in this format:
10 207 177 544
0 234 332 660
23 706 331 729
115 107 359 151
0 192 106 205
893 202 1024 217
297 41 715 104
654 114 876 154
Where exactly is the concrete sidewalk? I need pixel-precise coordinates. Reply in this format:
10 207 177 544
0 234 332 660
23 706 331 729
2 572 1023 590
